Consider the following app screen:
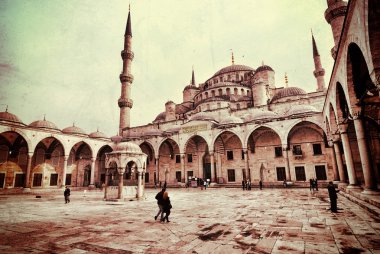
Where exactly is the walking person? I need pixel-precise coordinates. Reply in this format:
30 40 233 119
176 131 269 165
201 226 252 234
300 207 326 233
259 180 262 190
64 186 71 204
327 181 339 213
315 178 319 191
309 179 314 192
161 191 172 222
154 188 166 221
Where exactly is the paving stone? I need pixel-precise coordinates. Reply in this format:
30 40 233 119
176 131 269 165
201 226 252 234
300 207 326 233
0 188 379 253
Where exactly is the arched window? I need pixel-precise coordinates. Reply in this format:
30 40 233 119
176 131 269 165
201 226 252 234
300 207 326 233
241 89 245 96
236 104 240 110
205 92 208 98
218 89 223 96
211 90 215 97
219 77 223 82
226 88 231 96
234 88 238 95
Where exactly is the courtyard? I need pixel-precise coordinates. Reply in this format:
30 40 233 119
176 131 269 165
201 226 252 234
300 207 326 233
0 188 380 254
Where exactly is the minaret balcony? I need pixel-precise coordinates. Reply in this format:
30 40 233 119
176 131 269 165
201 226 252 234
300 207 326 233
120 73 134 83
118 98 133 108
324 4 347 23
313 69 325 78
121 50 134 60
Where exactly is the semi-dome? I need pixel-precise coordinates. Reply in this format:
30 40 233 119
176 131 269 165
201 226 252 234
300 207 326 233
271 87 307 102
287 104 319 116
154 112 166 122
189 112 217 122
89 130 108 139
29 119 60 131
255 65 274 73
0 111 24 125
244 110 277 122
114 142 142 153
220 115 244 125
62 125 87 136
212 64 254 78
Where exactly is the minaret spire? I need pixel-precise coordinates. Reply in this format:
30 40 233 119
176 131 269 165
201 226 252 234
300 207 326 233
118 5 135 136
231 51 235 65
285 73 288 88
311 32 326 92
191 66 196 86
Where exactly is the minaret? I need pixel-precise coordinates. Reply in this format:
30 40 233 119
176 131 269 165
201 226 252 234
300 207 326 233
312 32 326 92
191 67 196 86
324 0 347 59
118 5 134 136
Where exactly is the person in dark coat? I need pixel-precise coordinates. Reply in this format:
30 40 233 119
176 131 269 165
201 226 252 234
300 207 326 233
315 178 319 191
327 181 339 212
259 180 263 190
242 180 246 190
154 188 166 221
64 186 70 204
161 191 172 222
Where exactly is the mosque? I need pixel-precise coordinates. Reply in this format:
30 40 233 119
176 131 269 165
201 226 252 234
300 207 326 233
0 0 379 198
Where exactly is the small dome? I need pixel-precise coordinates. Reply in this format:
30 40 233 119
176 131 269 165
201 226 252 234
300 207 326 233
287 104 319 116
154 112 166 122
62 125 87 136
220 115 244 125
271 87 307 102
0 111 23 125
190 112 217 122
212 64 255 78
183 84 200 91
111 135 123 143
143 128 163 136
255 65 274 73
29 119 59 131
165 100 175 105
244 110 277 122
89 130 108 139
115 142 142 153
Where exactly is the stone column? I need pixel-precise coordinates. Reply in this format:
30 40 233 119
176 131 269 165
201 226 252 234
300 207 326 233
104 168 109 200
198 152 203 179
24 153 33 188
243 149 250 181
89 158 96 188
328 140 339 182
332 135 346 183
117 169 124 199
155 157 160 183
61 155 69 188
180 154 185 183
283 145 292 181
210 152 215 182
353 117 378 193
137 171 143 199
339 123 358 187
217 153 222 183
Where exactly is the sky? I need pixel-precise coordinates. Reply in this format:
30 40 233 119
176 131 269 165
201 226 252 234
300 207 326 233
0 0 335 137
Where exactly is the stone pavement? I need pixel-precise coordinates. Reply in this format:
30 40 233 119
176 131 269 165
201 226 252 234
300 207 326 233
0 188 380 254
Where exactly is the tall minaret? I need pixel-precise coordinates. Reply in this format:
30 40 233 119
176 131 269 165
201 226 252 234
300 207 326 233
324 0 347 59
312 32 326 92
118 5 134 136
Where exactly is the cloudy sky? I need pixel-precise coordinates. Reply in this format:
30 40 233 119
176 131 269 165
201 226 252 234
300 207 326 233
0 0 334 136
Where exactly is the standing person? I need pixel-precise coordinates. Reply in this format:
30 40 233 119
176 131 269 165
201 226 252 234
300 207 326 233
327 181 339 213
154 188 166 221
259 180 263 190
161 191 172 222
315 178 319 191
246 179 251 190
203 179 207 190
64 186 71 204
242 180 246 190
309 179 314 192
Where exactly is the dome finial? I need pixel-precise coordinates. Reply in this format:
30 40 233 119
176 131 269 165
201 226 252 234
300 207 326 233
231 51 235 65
191 66 196 86
43 114 46 121
285 73 289 88
262 60 264 66
5 105 8 112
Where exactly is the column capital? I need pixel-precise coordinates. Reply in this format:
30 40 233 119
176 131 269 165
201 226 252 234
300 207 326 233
338 122 349 134
332 134 341 143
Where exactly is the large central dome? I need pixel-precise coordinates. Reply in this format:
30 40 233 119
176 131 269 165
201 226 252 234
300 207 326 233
212 64 254 78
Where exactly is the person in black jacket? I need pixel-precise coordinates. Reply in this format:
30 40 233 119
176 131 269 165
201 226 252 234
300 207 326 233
154 188 166 221
64 186 70 204
161 191 172 222
327 181 339 212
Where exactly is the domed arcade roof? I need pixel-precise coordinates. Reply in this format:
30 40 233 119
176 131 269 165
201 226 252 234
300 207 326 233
212 64 254 78
220 115 244 125
0 110 24 125
89 130 108 139
29 118 60 131
287 104 319 116
189 112 217 122
62 125 87 136
271 87 307 103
